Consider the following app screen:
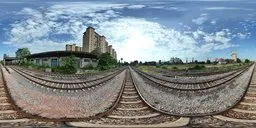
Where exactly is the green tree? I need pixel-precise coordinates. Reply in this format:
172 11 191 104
59 55 77 74
98 53 117 70
225 59 234 64
237 58 242 63
123 61 129 66
245 59 250 63
121 58 123 64
16 48 31 64
16 48 30 59
206 59 211 64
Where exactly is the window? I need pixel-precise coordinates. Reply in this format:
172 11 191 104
51 59 58 67
36 59 40 65
92 59 98 62
84 59 90 62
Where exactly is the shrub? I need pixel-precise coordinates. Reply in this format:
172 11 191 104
172 67 178 70
97 53 117 70
245 59 250 63
188 65 205 70
82 64 94 70
98 66 109 71
41 63 50 68
55 55 77 74
20 61 34 68
161 66 168 69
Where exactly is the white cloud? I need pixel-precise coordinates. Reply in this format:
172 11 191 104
211 20 217 25
5 2 125 54
192 29 235 50
192 16 208 25
97 18 201 61
235 32 250 39
147 5 187 11
4 2 240 62
127 5 146 9
204 7 254 11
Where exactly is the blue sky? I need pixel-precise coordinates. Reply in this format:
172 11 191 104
0 0 255 62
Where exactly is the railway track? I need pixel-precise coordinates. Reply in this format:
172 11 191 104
214 64 256 123
9 66 124 91
67 69 189 127
11 66 123 81
0 64 66 127
133 66 249 91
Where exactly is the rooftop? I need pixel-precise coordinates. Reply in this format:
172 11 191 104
25 51 98 59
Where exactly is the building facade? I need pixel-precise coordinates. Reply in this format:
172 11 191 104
82 27 117 59
27 51 98 68
66 44 82 52
231 51 237 62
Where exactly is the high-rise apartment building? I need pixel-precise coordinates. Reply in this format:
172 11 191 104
99 36 108 53
108 45 113 55
231 51 237 62
82 27 117 59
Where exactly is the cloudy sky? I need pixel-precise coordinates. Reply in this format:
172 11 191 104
0 0 255 62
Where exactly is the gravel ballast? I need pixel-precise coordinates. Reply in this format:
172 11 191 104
131 65 254 116
2 66 126 119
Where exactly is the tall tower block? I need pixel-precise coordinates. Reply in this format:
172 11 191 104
99 36 107 53
83 27 95 52
231 51 237 62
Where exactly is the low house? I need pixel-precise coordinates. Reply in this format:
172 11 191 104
3 57 17 65
25 51 98 68
216 58 227 64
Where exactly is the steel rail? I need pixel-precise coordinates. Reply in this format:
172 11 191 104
130 64 256 116
11 66 124 84
12 65 123 78
65 68 183 123
212 63 256 119
133 65 251 91
11 66 125 90
133 65 248 84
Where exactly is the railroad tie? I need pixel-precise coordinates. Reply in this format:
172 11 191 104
232 108 256 114
123 91 137 94
0 110 16 114
244 96 256 100
107 113 160 119
0 118 31 123
120 100 142 104
122 95 139 99
0 97 8 100
116 107 148 111
0 103 11 106
240 102 256 106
